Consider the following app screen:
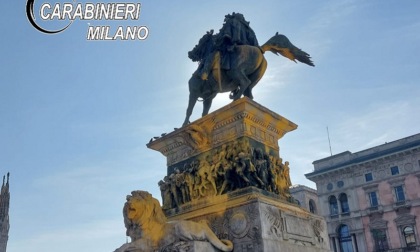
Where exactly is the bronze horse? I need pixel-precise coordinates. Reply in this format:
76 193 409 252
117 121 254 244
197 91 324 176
183 32 314 126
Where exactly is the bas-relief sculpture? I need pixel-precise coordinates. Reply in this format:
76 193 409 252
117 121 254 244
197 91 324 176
158 138 295 210
114 191 233 252
183 12 314 126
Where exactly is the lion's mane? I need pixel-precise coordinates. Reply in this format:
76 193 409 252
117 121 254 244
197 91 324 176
115 190 233 252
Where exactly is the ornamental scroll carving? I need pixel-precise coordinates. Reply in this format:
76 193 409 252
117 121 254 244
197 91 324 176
264 206 284 238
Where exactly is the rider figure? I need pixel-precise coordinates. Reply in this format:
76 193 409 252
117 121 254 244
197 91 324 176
198 13 259 81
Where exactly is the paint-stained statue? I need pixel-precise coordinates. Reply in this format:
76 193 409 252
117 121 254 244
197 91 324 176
159 138 294 210
114 191 233 252
183 12 314 126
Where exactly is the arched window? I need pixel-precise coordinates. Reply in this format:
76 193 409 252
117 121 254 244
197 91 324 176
338 224 354 252
329 196 338 216
403 226 416 247
339 193 350 213
309 199 316 214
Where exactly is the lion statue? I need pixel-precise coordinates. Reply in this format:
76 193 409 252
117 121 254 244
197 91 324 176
113 190 233 252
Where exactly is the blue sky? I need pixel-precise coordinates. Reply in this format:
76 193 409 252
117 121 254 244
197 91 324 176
1 0 420 251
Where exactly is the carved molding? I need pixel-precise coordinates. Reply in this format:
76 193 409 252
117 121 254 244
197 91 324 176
283 213 314 244
213 111 248 130
147 98 297 166
369 218 388 229
394 214 416 226
388 176 406 186
264 206 284 239
362 183 379 192
312 219 325 244
404 163 414 172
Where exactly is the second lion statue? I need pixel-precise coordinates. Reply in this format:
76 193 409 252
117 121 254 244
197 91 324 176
113 190 233 252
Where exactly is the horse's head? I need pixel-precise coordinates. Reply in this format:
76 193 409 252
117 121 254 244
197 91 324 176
188 30 215 62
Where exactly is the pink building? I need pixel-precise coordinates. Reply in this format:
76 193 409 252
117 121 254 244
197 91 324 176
306 133 420 252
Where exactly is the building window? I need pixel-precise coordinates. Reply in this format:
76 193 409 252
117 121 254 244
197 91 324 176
365 172 373 182
327 183 333 191
372 229 389 251
394 185 405 202
338 224 354 252
329 196 339 216
391 166 399 175
309 199 316 214
403 226 416 248
369 191 379 207
339 193 350 213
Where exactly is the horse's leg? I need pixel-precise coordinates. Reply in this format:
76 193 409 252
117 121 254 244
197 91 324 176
202 94 216 116
183 92 198 126
244 57 267 100
243 87 253 100
228 70 251 100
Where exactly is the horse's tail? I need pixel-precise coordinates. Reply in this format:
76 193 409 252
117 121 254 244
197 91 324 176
260 32 314 66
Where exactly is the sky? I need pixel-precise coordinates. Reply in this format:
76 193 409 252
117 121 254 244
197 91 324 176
1 0 420 251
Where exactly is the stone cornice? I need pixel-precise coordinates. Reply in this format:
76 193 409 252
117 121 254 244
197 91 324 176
147 97 297 166
307 137 420 179
306 150 420 183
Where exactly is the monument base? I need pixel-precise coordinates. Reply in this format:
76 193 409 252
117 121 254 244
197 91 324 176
166 187 331 252
146 98 330 251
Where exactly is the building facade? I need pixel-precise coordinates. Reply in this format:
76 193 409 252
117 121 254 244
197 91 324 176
0 173 10 252
306 133 420 252
290 184 319 215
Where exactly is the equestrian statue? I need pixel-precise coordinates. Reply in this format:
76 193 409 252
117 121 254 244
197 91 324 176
183 12 314 126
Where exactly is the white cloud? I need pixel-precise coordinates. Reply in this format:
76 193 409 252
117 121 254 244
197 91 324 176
332 100 418 153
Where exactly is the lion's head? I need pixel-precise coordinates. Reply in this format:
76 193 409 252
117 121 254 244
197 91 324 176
123 191 167 241
116 190 234 252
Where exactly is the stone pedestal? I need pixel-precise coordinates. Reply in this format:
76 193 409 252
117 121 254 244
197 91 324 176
167 187 330 252
147 97 297 172
147 97 331 251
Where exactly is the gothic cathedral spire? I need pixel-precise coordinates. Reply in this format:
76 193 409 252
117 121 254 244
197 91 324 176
0 173 10 252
